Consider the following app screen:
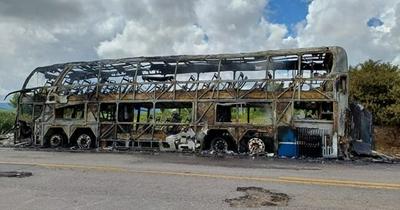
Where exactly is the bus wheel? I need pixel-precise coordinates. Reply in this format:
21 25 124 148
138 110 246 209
211 137 228 153
248 137 265 155
49 134 63 148
77 134 92 149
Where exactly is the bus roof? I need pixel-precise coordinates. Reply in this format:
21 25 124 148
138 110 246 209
21 46 348 90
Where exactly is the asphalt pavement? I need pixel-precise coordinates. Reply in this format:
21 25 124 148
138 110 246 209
0 148 399 210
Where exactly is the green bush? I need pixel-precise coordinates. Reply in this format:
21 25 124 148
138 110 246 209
349 60 400 125
0 110 16 134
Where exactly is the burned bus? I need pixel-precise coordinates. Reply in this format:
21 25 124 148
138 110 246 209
12 46 349 158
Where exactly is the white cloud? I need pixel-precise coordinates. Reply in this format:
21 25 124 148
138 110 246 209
96 20 207 57
0 0 122 99
194 0 294 52
296 0 400 65
96 0 294 58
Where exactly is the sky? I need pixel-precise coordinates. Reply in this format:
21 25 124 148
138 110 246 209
1 0 400 101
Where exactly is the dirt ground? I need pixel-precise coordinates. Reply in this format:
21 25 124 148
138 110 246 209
374 126 400 157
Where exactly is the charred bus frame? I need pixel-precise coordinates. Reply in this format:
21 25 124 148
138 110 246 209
12 46 349 158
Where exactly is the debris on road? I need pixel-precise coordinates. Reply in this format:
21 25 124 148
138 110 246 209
0 171 32 178
225 187 290 208
371 150 399 163
0 133 14 147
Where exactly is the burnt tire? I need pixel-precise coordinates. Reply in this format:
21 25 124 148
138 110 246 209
76 133 93 149
248 137 266 155
211 137 228 153
49 134 64 148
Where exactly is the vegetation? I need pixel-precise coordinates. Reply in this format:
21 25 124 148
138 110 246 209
0 110 16 134
0 94 18 134
9 93 19 108
349 60 400 125
232 106 272 124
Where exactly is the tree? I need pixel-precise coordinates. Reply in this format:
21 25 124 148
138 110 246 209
9 93 19 108
349 60 400 125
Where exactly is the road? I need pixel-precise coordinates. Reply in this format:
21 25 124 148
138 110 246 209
0 148 399 210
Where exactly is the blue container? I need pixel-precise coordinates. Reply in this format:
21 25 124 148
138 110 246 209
278 142 298 157
277 127 298 157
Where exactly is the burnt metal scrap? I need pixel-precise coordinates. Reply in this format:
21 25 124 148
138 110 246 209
348 103 373 156
10 46 360 158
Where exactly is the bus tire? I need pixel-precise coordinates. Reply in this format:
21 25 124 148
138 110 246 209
49 134 64 148
248 137 266 155
76 133 93 149
211 137 228 153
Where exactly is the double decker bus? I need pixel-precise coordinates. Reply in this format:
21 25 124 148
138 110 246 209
12 46 349 158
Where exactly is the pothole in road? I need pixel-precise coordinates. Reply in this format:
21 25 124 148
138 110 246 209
225 187 290 208
0 171 33 178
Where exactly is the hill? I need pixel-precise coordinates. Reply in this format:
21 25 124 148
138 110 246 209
0 103 14 111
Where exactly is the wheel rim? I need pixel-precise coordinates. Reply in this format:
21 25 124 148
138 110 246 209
248 138 265 155
49 135 62 147
77 134 91 149
212 138 228 153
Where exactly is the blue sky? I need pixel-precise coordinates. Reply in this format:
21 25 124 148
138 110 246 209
266 0 310 36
